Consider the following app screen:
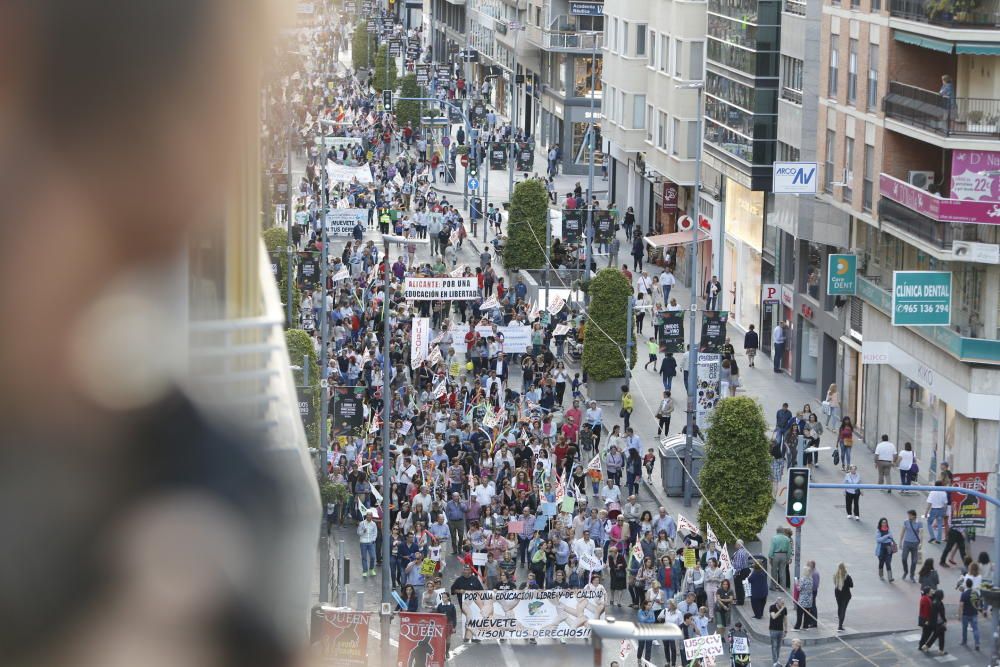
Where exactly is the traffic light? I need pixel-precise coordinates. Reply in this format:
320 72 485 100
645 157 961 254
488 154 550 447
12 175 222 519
468 160 478 178
382 90 393 111
786 467 811 518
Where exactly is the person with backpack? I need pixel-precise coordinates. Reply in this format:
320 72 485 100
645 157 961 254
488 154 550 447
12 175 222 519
960 578 982 650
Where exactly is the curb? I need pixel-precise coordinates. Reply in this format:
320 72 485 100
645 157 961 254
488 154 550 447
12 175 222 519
731 605 914 647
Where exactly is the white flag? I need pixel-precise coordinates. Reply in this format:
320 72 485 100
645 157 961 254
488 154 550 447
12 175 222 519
706 522 719 545
370 484 383 505
480 296 500 310
719 543 733 575
618 640 633 660
677 513 700 536
586 454 602 471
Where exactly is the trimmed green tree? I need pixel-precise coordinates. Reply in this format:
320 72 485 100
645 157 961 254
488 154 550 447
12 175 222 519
263 226 300 324
580 268 637 381
697 396 773 544
501 179 548 271
352 22 372 72
395 74 421 128
373 44 398 93
286 328 320 446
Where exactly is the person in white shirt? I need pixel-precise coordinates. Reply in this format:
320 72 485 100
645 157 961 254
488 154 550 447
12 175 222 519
412 485 434 513
897 441 916 493
925 482 949 544
473 479 495 506
600 479 622 507
874 435 897 491
661 269 676 304
357 510 379 576
573 530 597 564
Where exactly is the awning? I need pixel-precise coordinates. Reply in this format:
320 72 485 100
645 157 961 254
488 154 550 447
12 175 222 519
644 229 711 248
894 30 954 53
956 43 1000 55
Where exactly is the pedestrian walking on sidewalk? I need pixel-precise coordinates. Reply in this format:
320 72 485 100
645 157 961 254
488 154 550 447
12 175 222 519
743 324 759 367
899 509 923 582
837 416 855 470
824 383 841 428
875 434 897 489
644 336 658 371
844 465 861 519
918 558 940 591
918 589 948 655
656 390 674 436
833 562 853 631
768 598 788 665
792 564 816 629
784 638 806 667
876 517 897 582
959 578 982 651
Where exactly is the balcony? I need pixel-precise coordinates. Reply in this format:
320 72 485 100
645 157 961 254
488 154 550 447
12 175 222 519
877 198 956 249
890 0 1000 27
879 172 1000 224
857 275 1000 363
883 81 1000 139
525 20 603 51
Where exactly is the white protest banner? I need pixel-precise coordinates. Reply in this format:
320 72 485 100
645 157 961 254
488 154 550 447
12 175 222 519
411 317 430 369
552 323 571 337
586 454 602 471
471 552 488 566
427 346 443 367
326 160 373 184
529 301 540 320
460 589 606 640
683 634 724 660
450 266 465 278
404 276 479 300
432 378 447 400
324 208 368 236
332 267 351 282
476 325 533 356
480 296 500 310
719 544 733 576
676 513 700 536
547 296 566 314
706 522 719 546
619 640 633 660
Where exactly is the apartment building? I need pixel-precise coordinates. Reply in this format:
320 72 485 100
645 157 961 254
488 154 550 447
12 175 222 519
817 0 1000 486
602 0 707 239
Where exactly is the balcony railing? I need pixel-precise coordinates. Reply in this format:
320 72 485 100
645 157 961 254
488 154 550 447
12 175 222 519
883 81 1000 138
889 0 1000 26
784 0 807 14
878 198 955 249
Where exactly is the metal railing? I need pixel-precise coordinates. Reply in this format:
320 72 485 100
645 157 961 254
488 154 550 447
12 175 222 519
784 0 807 14
883 80 1000 138
526 23 604 50
878 198 956 249
889 0 1000 26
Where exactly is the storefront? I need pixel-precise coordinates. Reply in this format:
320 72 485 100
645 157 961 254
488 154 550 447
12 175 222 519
720 177 764 332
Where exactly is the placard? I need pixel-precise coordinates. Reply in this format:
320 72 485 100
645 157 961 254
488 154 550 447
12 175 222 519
472 552 488 566
515 144 534 171
411 317 431 368
315 609 372 666
475 325 533 355
490 144 508 170
660 311 685 354
699 311 728 353
324 208 368 236
404 277 480 300
397 613 449 667
682 633 724 660
460 589 607 640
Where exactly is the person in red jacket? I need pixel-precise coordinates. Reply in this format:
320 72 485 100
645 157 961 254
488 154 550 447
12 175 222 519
917 587 933 649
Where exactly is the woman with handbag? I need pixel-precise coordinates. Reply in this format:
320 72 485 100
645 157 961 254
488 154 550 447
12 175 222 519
837 416 855 471
824 383 841 428
876 517 897 582
898 441 917 493
656 390 674 436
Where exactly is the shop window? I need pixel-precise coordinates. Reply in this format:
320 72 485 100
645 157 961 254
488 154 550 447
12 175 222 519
573 55 602 97
802 242 825 299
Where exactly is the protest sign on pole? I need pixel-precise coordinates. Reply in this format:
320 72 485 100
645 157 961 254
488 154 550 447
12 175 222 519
676 513 700 536
411 317 430 368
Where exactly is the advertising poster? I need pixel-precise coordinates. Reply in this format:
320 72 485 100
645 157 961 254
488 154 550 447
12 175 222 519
297 386 315 430
562 209 583 243
331 386 366 437
490 144 508 170
696 353 721 429
699 311 728 353
516 144 534 171
299 257 319 288
951 149 1000 201
593 210 614 244
397 612 449 667
950 472 990 528
404 277 479 300
460 588 606 640
314 608 371 666
660 311 685 353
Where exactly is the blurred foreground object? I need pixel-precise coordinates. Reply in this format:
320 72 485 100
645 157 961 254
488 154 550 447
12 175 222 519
0 1 319 667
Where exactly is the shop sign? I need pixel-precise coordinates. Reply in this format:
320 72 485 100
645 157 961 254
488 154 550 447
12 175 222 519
761 284 780 302
780 285 794 308
801 304 814 320
570 1 604 15
827 254 858 295
950 149 1000 201
772 162 818 194
950 472 990 529
662 181 678 211
891 271 952 327
880 173 1000 225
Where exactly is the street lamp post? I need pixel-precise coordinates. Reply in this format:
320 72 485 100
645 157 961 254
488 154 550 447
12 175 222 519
677 81 704 508
506 5 524 207
584 32 599 305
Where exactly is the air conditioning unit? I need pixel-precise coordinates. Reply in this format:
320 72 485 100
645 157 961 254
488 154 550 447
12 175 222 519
908 171 935 190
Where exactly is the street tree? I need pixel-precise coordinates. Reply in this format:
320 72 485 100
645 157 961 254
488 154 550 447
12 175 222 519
580 268 637 382
373 44 397 93
395 74 421 129
501 178 548 271
697 396 772 544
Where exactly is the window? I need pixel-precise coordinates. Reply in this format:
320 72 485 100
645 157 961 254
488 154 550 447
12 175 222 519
646 104 654 142
648 30 657 67
674 40 683 78
843 136 854 202
872 0 881 10
863 144 874 212
828 40 839 98
611 18 618 51
636 24 647 57
573 55 602 97
687 120 699 157
689 41 704 79
618 89 625 124
621 20 630 55
847 39 858 105
781 55 803 104
672 117 681 155
606 86 615 122
660 35 670 72
658 111 668 149
778 141 801 162
867 43 879 111
824 130 835 193
633 94 646 128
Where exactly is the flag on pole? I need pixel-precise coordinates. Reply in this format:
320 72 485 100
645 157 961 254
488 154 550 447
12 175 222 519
585 454 602 471
719 543 732 575
677 513 700 536
357 498 368 515
371 484 383 505
706 522 719 545
628 539 644 567
555 472 566 502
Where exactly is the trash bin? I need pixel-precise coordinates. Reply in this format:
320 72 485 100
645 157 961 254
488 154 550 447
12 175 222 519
658 434 705 498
